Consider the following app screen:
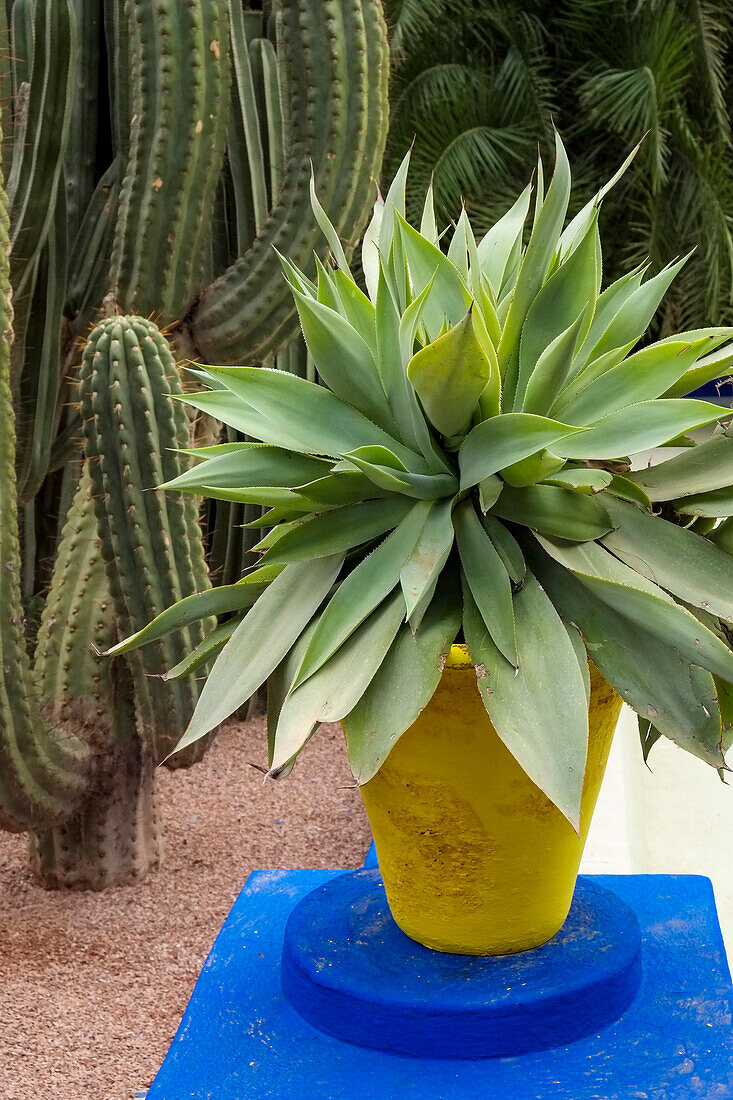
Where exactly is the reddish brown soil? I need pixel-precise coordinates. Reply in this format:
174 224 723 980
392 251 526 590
0 718 370 1100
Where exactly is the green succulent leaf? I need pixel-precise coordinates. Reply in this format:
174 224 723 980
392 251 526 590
522 312 587 415
104 566 282 656
601 496 733 621
476 181 532 299
161 445 330 494
480 514 526 584
260 498 415 564
269 589 406 777
463 571 589 831
544 468 612 494
626 429 733 501
407 307 495 438
454 499 517 665
161 620 238 682
343 570 462 783
514 212 598 409
535 535 733 682
173 556 344 754
400 496 456 628
527 541 724 769
498 132 572 375
555 400 729 460
672 485 733 518
459 413 585 490
395 209 470 337
493 484 613 542
292 501 432 688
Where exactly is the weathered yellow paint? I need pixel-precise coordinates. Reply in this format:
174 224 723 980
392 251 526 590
359 644 623 956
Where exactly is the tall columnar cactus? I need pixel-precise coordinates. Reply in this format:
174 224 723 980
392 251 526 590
183 0 389 363
0 0 390 888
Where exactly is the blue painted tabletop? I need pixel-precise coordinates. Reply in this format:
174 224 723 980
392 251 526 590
148 871 733 1099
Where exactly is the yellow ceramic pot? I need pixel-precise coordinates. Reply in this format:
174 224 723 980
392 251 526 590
359 644 622 956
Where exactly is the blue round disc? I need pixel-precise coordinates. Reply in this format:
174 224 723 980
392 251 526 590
281 869 642 1059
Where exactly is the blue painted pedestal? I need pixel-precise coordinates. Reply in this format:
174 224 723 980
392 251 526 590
147 870 733 1099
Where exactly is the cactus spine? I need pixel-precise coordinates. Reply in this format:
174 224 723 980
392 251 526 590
0 0 390 889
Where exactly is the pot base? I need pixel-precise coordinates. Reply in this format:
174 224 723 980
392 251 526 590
281 868 642 1060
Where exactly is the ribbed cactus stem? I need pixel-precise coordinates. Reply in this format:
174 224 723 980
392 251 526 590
0 119 91 832
183 0 389 365
80 316 215 763
110 0 231 322
31 466 162 888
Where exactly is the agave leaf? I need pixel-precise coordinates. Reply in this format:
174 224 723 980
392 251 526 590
555 400 729 460
557 141 640 260
379 148 411 261
494 485 612 542
173 556 344 753
292 502 432 688
340 448 458 499
535 535 733 682
558 338 714 424
400 496 455 627
545 468 612 494
269 590 406 776
266 618 320 768
498 132 572 373
500 450 566 488
395 210 470 339
291 288 393 433
260 498 414 564
582 254 691 366
310 172 352 277
161 445 330 493
178 389 309 454
201 366 427 470
420 177 438 244
344 570 461 784
332 270 377 354
297 471 396 507
601 496 733 621
104 566 281 657
454 499 517 665
476 181 532 299
626 430 733 501
459 413 585 490
407 308 494 437
570 264 647 378
314 254 342 312
607 474 652 510
187 485 310 507
162 620 238 681
244 506 312 529
665 340 733 398
362 192 384 302
672 486 733 518
480 515 526 583
446 205 472 280
463 572 589 831
522 312 587 415
514 212 599 410
479 474 503 513
526 541 724 768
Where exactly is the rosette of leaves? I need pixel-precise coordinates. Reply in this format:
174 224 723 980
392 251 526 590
115 135 733 830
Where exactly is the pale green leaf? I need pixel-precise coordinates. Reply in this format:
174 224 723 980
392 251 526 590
555 400 729 460
493 484 612 541
459 413 584 490
400 496 455 627
454 499 517 665
463 571 589 830
260 498 414 564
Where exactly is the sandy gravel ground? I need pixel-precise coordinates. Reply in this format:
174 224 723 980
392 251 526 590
0 717 370 1100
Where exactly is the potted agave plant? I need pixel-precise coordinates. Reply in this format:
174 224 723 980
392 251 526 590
111 134 733 956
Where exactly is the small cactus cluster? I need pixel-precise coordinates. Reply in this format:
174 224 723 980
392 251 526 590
0 0 389 888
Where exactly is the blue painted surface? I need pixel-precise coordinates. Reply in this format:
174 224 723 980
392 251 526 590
364 839 378 868
148 872 733 1099
281 869 642 1059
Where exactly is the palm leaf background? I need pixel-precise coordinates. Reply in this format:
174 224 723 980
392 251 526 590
384 0 733 334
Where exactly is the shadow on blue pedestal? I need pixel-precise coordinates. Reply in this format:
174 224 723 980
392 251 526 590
148 869 733 1099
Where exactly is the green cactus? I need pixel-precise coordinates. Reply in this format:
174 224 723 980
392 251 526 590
183 0 389 364
0 0 390 888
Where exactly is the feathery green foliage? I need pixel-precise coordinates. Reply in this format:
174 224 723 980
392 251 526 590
384 0 733 337
125 138 733 829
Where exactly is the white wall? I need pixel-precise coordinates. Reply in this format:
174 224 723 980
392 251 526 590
581 706 733 954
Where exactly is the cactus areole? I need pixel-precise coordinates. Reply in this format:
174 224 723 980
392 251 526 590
121 135 733 951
